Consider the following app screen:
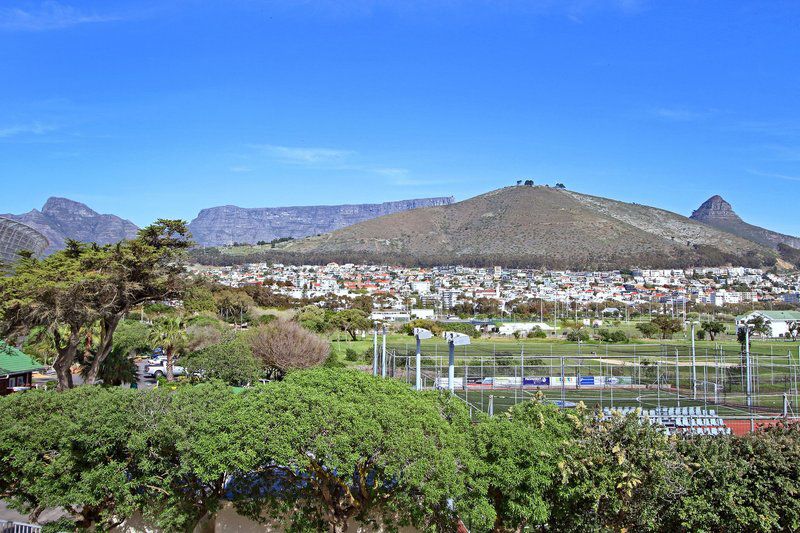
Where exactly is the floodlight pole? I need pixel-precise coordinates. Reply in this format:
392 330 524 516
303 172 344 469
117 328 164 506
691 322 697 400
745 326 752 411
372 321 379 377
381 325 387 378
415 333 422 391
448 339 455 393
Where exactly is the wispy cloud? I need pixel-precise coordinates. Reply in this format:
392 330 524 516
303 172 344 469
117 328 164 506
229 165 253 173
747 169 800 182
253 144 354 164
650 106 714 122
0 121 57 138
0 1 121 31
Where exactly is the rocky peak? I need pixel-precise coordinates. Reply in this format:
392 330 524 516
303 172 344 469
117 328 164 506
690 195 742 222
42 197 99 220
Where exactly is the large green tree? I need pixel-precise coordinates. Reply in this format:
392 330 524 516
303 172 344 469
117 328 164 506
467 399 573 532
0 242 103 390
0 387 140 528
229 369 470 532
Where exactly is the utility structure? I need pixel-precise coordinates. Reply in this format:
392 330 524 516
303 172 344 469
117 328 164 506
381 324 388 378
413 327 433 390
687 320 699 399
372 321 380 377
443 331 471 392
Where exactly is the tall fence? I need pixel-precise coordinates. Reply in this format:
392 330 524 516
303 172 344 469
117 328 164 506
386 342 800 421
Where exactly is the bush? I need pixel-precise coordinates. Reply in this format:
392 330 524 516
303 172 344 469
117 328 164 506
566 329 590 342
344 348 359 361
598 328 629 343
248 320 330 380
183 337 263 386
527 328 547 339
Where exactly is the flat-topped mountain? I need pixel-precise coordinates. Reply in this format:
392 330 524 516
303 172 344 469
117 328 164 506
275 186 779 270
690 195 800 255
2 197 139 254
188 197 455 246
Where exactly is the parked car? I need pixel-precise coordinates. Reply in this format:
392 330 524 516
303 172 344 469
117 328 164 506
146 354 167 366
143 362 186 379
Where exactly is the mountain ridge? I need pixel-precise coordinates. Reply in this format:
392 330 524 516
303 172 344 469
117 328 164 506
188 197 455 246
690 195 800 253
1 197 139 254
267 186 782 270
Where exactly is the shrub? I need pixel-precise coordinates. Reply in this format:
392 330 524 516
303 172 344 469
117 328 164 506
248 320 330 380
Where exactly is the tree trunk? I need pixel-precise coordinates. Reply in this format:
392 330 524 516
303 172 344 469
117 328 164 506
84 314 122 385
53 330 80 391
166 346 174 382
196 512 217 533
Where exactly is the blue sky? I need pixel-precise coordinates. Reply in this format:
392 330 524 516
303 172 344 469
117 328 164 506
0 0 798 235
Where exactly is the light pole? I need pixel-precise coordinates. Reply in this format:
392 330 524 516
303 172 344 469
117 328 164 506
443 331 471 393
687 320 699 400
413 327 433 391
372 321 380 377
381 324 387 378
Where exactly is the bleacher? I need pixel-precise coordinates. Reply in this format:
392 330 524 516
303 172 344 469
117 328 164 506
601 406 732 436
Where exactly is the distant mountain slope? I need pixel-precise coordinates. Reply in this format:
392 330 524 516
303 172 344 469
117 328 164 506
2 197 139 254
274 186 778 270
690 195 800 252
188 197 455 246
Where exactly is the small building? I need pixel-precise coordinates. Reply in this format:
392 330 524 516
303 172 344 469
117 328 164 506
735 311 800 338
0 341 44 395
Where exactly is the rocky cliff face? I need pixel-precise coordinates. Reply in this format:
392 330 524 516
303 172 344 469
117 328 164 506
690 195 800 253
690 195 743 223
2 197 139 254
188 197 455 246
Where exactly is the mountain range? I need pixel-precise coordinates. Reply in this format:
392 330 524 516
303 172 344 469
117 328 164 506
1 197 139 255
274 186 785 270
4 189 798 269
188 197 454 246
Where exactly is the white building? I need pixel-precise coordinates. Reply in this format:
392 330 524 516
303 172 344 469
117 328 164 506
736 311 800 338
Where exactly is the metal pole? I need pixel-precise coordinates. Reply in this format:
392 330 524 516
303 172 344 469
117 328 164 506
745 327 752 411
415 334 422 391
691 322 697 400
372 322 379 376
381 325 387 378
448 340 455 393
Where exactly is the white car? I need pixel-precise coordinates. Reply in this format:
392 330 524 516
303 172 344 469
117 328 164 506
143 362 186 379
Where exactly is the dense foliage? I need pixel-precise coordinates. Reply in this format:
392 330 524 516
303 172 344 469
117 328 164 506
2 370 800 532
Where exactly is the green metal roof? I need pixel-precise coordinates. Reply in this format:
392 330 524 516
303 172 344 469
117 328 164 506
0 340 44 375
736 311 800 321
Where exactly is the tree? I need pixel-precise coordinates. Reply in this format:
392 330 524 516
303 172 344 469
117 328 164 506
669 424 800 531
467 399 573 532
228 369 470 532
184 338 262 386
0 387 140 528
551 409 688 532
651 316 683 339
0 244 103 390
787 320 799 342
329 309 370 341
148 315 187 381
295 304 328 333
700 320 725 341
636 321 660 339
248 320 330 380
349 294 373 314
214 289 254 324
132 382 250 532
80 220 191 385
183 284 217 314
